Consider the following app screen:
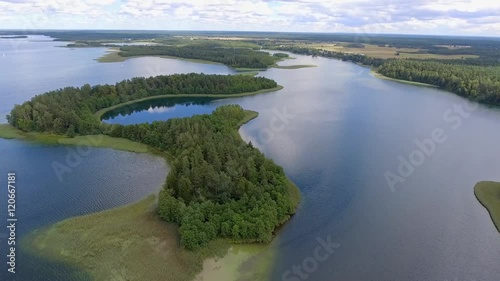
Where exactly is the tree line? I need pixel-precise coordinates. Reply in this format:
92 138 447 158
108 105 297 249
7 74 297 250
378 60 500 104
7 73 278 135
274 46 385 67
118 44 281 69
274 46 500 106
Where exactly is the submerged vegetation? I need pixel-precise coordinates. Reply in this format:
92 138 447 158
474 181 500 233
0 35 28 39
26 195 231 281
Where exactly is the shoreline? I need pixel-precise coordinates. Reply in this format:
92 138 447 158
96 50 225 65
370 69 438 88
97 48 316 71
94 85 284 121
474 181 500 233
5 106 300 281
0 124 155 154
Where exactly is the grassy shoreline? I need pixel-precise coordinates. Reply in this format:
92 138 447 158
0 124 152 153
474 181 500 233
371 70 438 88
95 85 284 121
24 195 231 281
5 106 300 281
97 51 230 66
97 48 314 71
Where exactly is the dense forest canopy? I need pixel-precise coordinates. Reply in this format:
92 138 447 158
108 105 298 249
378 61 500 104
7 73 278 135
118 44 281 68
6 73 297 250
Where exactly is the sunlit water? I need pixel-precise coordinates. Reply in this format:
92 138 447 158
1 36 499 281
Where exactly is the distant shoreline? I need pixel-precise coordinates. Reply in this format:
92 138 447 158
370 70 438 88
16 108 299 281
0 35 28 39
97 48 317 70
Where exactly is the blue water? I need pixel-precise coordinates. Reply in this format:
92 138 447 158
102 97 220 125
0 35 235 123
1 36 500 281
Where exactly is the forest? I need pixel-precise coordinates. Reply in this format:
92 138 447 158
6 73 278 135
274 45 500 105
274 45 385 67
108 105 298 249
6 74 297 250
378 61 500 104
118 44 280 68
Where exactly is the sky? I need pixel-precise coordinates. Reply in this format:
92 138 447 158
0 0 499 36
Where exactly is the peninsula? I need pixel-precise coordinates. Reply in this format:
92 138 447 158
3 73 300 281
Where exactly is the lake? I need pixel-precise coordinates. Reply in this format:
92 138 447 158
1 36 500 281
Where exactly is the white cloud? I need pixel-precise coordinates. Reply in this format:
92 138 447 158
0 0 499 36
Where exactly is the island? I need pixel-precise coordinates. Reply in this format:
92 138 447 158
474 181 500 233
96 40 316 70
2 73 300 281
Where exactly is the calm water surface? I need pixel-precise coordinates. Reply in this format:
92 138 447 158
1 36 499 281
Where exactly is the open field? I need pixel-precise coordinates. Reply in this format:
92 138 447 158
474 181 500 233
96 48 126 62
297 43 479 60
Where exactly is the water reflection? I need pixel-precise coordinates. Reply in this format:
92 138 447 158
102 97 219 124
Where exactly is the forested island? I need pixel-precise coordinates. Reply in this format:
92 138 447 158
6 73 299 250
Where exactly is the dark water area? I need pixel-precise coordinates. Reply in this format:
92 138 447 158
102 97 219 125
1 37 500 281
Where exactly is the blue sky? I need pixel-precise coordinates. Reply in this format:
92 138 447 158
0 0 499 36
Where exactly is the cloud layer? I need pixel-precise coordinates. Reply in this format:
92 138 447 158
0 0 499 36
